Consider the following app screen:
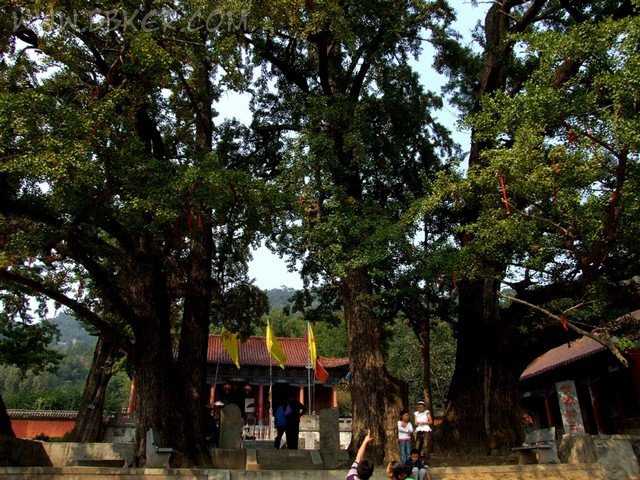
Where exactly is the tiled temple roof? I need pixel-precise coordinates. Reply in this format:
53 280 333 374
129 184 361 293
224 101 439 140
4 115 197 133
520 309 640 380
8 409 77 420
207 334 349 369
520 335 606 380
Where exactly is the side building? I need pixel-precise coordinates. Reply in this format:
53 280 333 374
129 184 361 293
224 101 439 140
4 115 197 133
519 310 640 436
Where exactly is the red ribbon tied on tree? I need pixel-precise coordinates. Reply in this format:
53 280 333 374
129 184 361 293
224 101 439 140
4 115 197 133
499 170 510 214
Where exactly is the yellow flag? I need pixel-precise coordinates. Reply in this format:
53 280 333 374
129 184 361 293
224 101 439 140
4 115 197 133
266 322 286 369
221 327 240 369
308 322 317 367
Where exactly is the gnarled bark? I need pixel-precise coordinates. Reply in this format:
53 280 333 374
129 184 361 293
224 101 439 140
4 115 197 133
70 336 121 442
440 278 523 454
343 267 407 464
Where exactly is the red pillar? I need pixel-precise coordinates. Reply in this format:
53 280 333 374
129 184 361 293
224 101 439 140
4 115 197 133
588 377 605 433
299 383 304 404
258 381 264 424
332 383 338 408
127 379 137 413
209 383 215 407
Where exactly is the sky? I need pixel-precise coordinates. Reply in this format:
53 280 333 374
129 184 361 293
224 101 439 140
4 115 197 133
236 3 489 290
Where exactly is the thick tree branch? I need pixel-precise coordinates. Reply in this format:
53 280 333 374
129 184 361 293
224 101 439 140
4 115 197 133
498 291 629 367
0 269 133 355
242 34 310 94
67 239 153 328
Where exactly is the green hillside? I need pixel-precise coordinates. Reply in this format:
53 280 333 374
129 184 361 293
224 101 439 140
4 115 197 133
0 312 129 412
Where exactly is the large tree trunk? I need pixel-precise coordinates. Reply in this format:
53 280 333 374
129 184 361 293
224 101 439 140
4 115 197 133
70 336 120 442
440 278 523 454
437 1 547 456
0 394 15 437
123 256 185 466
132 320 182 466
343 267 407 464
174 54 215 467
421 313 434 454
176 215 214 467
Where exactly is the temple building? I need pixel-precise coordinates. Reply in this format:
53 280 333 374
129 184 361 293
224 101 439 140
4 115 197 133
204 334 349 423
519 311 640 435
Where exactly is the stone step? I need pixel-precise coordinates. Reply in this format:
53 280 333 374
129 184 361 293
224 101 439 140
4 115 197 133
251 448 325 470
0 463 607 480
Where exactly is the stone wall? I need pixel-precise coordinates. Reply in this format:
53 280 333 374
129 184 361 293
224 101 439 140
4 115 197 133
560 434 640 480
0 437 52 467
41 442 136 467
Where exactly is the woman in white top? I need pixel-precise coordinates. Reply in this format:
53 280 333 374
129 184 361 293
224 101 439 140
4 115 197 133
397 409 413 463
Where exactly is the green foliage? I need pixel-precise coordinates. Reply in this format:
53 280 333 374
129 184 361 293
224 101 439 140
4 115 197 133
1 370 130 412
243 0 458 305
313 319 349 359
385 318 456 412
422 2 640 331
211 283 269 341
0 292 62 374
385 321 424 404
0 313 130 412
429 320 457 409
3 386 83 410
0 0 273 348
615 336 637 352
263 308 305 338
262 301 349 358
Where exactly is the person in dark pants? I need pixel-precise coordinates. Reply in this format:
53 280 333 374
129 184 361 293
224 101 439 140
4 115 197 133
273 403 288 448
284 398 307 449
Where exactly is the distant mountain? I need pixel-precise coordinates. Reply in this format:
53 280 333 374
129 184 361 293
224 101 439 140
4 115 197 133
50 290 300 343
264 287 297 312
51 312 97 348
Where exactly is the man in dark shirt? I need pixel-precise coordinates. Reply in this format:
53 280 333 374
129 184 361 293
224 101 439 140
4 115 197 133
273 403 287 448
283 397 307 449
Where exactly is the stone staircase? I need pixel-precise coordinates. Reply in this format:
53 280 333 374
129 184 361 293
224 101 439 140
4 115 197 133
0 462 608 480
0 436 625 480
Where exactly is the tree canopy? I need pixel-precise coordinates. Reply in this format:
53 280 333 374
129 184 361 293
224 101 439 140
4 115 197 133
0 0 270 463
421 0 640 452
233 0 460 460
1 0 639 463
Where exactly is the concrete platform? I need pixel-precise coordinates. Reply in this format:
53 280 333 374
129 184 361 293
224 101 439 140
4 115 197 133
0 437 631 479
0 463 607 480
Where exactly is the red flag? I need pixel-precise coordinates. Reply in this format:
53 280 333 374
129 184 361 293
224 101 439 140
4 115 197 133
315 358 329 383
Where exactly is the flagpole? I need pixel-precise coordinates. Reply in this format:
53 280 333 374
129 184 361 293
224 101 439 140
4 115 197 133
312 370 315 415
266 320 287 440
307 323 312 413
307 360 311 414
269 360 273 440
213 356 220 402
